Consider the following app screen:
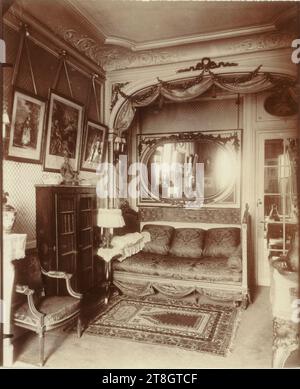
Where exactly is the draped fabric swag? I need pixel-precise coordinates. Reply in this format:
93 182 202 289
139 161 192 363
113 279 243 300
113 67 296 134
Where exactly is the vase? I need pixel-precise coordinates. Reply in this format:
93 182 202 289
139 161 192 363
3 204 17 234
269 204 280 221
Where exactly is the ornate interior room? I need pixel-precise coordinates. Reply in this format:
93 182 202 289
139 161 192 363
1 0 299 369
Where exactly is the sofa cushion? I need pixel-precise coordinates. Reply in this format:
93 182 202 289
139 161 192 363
169 228 205 258
113 252 241 284
203 227 240 257
142 224 174 255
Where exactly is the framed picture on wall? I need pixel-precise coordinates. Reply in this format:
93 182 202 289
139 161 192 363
7 89 46 164
44 90 84 172
80 120 107 172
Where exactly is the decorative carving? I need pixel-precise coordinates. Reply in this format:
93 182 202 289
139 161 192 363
58 26 296 71
215 65 263 84
157 75 204 91
228 31 296 54
177 57 238 73
272 317 299 368
111 82 130 110
59 27 178 70
138 131 240 157
140 207 241 224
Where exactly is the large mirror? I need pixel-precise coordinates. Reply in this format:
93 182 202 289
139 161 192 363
137 130 241 207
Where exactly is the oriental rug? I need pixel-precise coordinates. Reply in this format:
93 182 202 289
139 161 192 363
85 295 241 356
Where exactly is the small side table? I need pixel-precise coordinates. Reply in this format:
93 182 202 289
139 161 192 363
96 247 122 304
3 233 27 366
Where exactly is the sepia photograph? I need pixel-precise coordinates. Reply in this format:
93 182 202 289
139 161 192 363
81 120 107 171
0 0 299 374
44 91 84 171
7 89 46 163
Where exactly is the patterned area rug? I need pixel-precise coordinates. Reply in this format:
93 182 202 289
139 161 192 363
85 295 240 356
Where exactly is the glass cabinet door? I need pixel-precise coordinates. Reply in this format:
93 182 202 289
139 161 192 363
264 138 298 258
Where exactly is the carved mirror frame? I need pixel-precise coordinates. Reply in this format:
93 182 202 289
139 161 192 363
137 129 242 208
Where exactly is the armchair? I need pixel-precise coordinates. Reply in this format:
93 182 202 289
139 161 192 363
13 255 83 366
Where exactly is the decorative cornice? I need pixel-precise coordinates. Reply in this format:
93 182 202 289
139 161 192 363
104 24 276 52
227 31 296 54
58 27 296 72
5 6 106 78
59 27 179 71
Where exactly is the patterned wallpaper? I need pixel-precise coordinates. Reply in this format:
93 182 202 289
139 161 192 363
140 207 241 225
3 160 97 244
3 25 102 245
3 161 48 242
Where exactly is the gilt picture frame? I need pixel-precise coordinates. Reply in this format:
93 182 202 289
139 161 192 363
80 120 107 172
7 89 46 164
43 90 84 172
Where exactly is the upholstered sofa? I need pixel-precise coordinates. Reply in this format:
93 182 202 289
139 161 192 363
112 210 251 308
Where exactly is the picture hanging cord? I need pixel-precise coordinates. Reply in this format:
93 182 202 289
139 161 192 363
86 73 100 122
52 50 73 98
11 24 38 95
92 73 100 122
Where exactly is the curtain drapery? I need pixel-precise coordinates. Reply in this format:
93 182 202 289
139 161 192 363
114 68 296 134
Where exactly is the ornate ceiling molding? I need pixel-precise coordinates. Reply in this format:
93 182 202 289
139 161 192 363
227 31 296 54
58 27 296 72
59 27 179 71
104 24 275 52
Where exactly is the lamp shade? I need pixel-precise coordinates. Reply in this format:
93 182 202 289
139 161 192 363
3 111 10 124
97 208 125 228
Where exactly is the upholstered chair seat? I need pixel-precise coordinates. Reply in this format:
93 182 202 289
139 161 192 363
14 295 81 328
13 254 83 366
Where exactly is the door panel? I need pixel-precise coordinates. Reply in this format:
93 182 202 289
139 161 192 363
77 194 94 292
256 131 297 286
55 194 77 293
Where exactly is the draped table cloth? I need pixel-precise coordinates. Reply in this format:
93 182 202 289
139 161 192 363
3 233 27 366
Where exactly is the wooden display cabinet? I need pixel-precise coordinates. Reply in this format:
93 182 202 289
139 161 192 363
35 185 99 295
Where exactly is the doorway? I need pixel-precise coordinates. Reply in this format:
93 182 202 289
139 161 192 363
256 130 298 286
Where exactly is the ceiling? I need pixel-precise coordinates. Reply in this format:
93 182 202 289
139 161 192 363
8 0 298 61
66 0 296 50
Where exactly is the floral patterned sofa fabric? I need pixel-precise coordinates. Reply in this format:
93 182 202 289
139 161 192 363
169 228 205 258
227 244 242 272
142 224 175 255
113 252 242 284
203 227 240 258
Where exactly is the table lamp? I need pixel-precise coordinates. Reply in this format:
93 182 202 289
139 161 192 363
97 208 125 248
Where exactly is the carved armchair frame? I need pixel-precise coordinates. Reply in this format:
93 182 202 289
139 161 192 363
14 268 83 366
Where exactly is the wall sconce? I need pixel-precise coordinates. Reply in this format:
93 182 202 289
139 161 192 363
113 135 127 164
